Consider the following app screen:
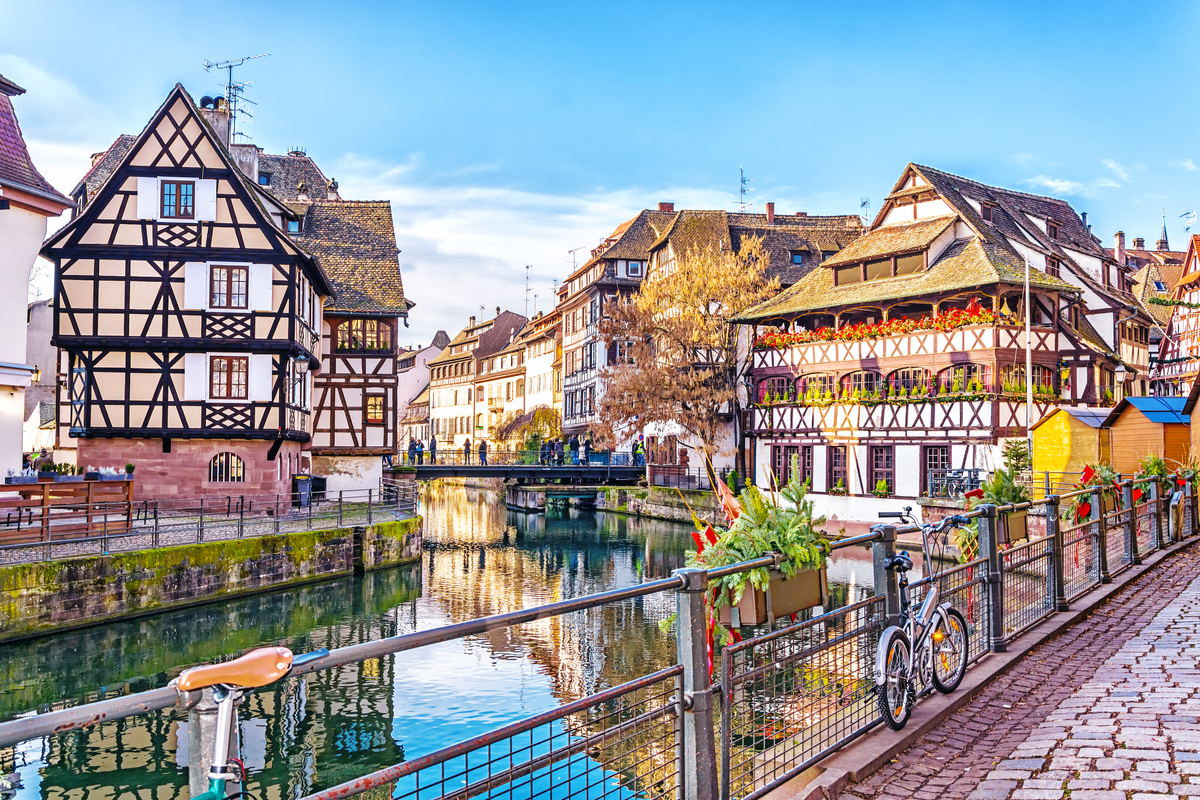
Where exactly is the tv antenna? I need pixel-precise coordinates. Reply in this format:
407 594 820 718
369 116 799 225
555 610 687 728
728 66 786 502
738 166 756 212
524 265 532 317
203 53 269 142
568 246 588 270
860 197 871 226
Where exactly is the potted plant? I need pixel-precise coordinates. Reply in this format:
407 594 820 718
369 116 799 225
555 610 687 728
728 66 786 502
686 463 830 632
970 467 1031 543
392 465 418 482
125 463 136 476
5 470 37 485
54 463 84 483
873 478 891 498
102 467 128 481
829 478 848 496
1063 463 1121 524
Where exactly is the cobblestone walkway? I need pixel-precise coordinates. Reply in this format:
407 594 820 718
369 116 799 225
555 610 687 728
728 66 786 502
839 543 1200 800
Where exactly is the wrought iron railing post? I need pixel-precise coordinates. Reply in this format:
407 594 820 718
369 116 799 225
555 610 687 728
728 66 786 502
368 489 373 525
1047 495 1067 611
338 491 343 528
673 568 718 800
238 495 245 539
274 495 280 536
198 498 204 544
1121 482 1136 568
1094 487 1111 582
1151 480 1164 551
977 504 1005 653
153 504 159 549
871 525 900 627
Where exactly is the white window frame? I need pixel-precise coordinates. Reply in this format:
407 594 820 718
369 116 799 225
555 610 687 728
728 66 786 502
137 177 218 222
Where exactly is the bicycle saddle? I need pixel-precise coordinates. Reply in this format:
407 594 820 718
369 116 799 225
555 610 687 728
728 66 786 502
178 647 294 692
884 552 913 572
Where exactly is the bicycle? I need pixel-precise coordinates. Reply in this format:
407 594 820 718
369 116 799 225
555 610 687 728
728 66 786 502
872 508 971 730
173 645 329 800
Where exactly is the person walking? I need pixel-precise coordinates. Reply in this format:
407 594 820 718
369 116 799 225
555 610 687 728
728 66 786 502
568 434 580 465
416 439 424 465
554 438 565 466
582 435 593 465
478 439 489 466
463 439 471 465
634 435 646 466
407 438 417 465
429 435 438 465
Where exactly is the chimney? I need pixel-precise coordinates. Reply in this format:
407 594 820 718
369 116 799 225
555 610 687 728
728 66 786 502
658 202 674 212
469 315 476 328
1133 237 1145 250
1115 231 1126 266
198 103 232 149
327 178 339 201
795 211 808 217
495 306 501 318
766 202 775 225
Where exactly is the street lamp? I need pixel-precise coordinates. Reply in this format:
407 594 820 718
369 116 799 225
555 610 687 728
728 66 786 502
1114 363 1129 401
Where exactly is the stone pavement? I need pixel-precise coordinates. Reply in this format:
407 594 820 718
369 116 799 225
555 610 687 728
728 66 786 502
838 543 1200 800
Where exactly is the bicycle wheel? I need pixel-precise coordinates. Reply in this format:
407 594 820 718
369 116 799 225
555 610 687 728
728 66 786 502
876 628 913 730
930 607 969 694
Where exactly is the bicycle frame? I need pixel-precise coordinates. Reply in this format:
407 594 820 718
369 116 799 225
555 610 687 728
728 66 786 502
190 687 239 800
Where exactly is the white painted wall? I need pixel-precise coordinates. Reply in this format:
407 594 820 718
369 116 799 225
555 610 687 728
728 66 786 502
0 205 47 475
312 454 382 493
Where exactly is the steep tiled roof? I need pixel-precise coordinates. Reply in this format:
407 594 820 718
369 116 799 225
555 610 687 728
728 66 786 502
0 78 69 205
291 201 408 315
587 209 676 263
735 236 1076 322
259 152 331 201
71 134 136 204
1130 263 1181 326
822 216 954 268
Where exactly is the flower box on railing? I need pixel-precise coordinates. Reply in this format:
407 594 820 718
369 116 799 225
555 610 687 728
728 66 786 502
5 476 37 485
100 474 129 482
718 566 828 627
54 475 84 483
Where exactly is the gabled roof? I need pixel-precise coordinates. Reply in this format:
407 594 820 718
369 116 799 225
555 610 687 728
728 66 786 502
1130 262 1181 326
575 209 677 273
1102 396 1190 427
735 236 1076 322
0 74 70 208
290 200 409 315
71 135 136 205
822 216 954 268
1030 405 1110 432
260 152 331 202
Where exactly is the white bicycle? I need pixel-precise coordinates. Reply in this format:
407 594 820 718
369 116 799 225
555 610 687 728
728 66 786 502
872 509 970 730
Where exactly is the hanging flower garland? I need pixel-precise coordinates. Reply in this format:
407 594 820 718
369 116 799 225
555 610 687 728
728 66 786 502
754 298 998 350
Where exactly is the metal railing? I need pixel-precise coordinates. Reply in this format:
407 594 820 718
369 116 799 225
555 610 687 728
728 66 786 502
0 482 418 565
648 465 714 491
398 448 629 467
0 475 1193 800
926 468 985 498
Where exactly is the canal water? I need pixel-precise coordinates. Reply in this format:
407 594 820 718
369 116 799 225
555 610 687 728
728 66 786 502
0 483 880 800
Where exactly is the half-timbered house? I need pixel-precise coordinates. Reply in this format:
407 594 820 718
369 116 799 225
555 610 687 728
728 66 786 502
1150 234 1200 397
735 163 1144 517
41 85 334 498
290 199 411 491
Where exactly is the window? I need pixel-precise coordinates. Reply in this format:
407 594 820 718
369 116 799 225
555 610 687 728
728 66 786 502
834 265 863 286
161 180 195 219
790 251 804 265
894 252 923 276
476 413 483 429
1045 256 1061 278
758 376 795 403
1047 221 1060 240
888 367 932 396
615 340 635 364
871 446 894 495
772 445 799 485
840 371 881 399
336 319 393 352
1154 280 1168 292
209 452 245 482
516 378 524 397
210 356 248 399
287 219 300 233
628 261 643 277
476 386 484 402
799 372 835 401
980 203 994 223
828 446 847 493
922 445 950 495
865 258 891 281
259 173 272 186
366 395 385 425
210 266 248 309
938 364 991 394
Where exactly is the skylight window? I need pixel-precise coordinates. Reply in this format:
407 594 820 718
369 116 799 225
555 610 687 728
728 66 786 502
1154 280 1168 292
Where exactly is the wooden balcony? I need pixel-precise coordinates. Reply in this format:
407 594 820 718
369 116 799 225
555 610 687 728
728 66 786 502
748 395 1058 436
751 324 1057 371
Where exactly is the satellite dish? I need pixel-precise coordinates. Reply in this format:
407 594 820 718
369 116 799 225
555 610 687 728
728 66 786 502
200 96 216 109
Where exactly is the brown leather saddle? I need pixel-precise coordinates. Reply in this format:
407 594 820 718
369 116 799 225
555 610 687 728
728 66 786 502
177 647 294 691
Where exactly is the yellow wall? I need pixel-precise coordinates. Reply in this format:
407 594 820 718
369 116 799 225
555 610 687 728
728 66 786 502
1032 411 1102 476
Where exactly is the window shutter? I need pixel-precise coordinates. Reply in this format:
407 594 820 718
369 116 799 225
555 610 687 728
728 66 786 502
183 353 206 400
183 263 208 309
249 264 273 311
136 177 159 219
195 179 218 221
249 354 273 401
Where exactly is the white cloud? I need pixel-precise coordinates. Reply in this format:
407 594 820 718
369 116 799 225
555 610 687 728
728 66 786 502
1102 158 1129 181
1011 153 1039 169
1179 159 1198 172
1022 174 1119 199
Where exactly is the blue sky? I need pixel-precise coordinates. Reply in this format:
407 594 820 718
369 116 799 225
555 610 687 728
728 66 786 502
3 0 1199 345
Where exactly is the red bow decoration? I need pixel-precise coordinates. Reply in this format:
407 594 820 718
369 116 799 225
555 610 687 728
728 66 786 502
1081 465 1096 484
1132 488 1144 504
965 488 984 500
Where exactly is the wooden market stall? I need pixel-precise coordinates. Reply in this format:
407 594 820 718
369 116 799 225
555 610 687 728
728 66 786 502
1101 396 1190 474
1030 406 1111 477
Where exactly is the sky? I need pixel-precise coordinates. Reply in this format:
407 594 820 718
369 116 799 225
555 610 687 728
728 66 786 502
3 0 1200 347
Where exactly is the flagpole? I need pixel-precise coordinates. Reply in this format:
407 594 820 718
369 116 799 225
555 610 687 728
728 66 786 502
1025 255 1034 463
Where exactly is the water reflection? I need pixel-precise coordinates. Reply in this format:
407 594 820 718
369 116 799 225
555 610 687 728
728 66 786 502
0 484 878 800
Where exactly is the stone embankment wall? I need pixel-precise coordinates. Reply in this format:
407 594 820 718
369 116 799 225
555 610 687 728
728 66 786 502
0 517 422 642
602 486 722 523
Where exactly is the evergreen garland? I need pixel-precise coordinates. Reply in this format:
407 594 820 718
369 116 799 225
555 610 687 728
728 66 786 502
1148 296 1200 309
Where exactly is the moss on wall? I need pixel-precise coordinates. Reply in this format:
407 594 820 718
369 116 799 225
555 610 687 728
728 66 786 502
602 486 720 523
0 516 423 642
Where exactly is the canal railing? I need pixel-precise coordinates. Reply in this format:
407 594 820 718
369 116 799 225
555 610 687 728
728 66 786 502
0 481 419 565
0 474 1192 800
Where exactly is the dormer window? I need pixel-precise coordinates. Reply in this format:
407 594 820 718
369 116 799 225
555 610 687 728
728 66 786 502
1154 280 1168 292
627 261 642 277
161 180 194 219
287 219 300 233
1047 221 1060 240
1045 256 1061 277
980 203 995 223
834 251 926 285
259 173 272 186
790 251 804 265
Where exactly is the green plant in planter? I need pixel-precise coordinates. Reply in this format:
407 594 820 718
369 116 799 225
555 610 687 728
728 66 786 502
1138 453 1173 497
726 469 741 493
681 466 830 644
125 463 135 475
1002 439 1031 473
829 478 847 496
873 479 890 498
898 384 909 400
959 466 1031 562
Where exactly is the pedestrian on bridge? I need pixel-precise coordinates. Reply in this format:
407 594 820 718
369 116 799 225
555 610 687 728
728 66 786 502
479 439 488 466
583 435 593 465
407 438 417 465
416 440 424 465
429 435 438 464
554 438 565 466
568 434 580 465
463 439 471 465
